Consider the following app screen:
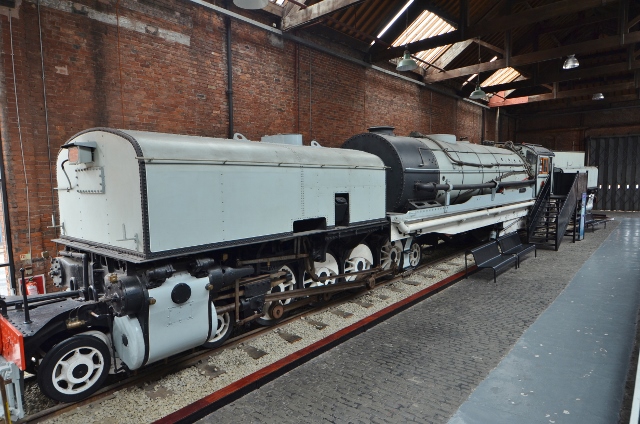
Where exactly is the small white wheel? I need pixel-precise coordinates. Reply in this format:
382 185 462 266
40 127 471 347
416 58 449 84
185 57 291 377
303 253 339 288
37 335 111 403
256 265 297 326
407 241 422 267
380 239 403 270
203 305 233 348
344 244 373 281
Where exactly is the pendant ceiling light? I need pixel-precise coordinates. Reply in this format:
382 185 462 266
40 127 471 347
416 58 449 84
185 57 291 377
396 7 418 72
469 83 487 100
233 0 268 9
397 50 418 72
592 92 604 100
469 42 487 101
563 54 579 69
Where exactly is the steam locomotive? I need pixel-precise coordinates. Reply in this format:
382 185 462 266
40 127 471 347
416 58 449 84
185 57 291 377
0 126 563 418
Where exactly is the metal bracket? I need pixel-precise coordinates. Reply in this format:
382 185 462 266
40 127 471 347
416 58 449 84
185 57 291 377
116 224 140 251
444 180 452 206
0 359 24 421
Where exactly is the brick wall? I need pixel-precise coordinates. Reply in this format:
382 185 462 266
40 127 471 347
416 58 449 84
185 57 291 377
0 0 490 290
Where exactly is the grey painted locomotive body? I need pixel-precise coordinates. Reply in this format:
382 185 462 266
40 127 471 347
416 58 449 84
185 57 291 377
0 127 559 418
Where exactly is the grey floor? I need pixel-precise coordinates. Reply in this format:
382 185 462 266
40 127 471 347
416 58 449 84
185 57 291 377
449 213 640 424
199 212 639 424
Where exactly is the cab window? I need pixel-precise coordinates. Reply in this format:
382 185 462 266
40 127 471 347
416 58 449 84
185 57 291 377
539 157 550 175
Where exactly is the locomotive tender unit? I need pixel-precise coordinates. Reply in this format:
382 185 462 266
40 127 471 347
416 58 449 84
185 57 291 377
0 126 570 418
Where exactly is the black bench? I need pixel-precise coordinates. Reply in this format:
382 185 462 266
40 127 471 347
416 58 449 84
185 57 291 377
497 233 536 268
585 213 613 232
465 241 518 284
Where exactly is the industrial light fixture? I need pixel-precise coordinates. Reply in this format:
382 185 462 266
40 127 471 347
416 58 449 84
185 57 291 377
592 92 605 100
396 8 418 72
563 54 579 69
469 42 487 101
233 0 268 9
397 50 418 72
469 82 487 100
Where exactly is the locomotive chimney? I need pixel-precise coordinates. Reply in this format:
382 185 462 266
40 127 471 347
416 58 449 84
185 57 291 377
367 126 395 136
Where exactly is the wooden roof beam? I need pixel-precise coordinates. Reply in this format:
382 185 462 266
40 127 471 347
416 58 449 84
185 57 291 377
489 81 635 107
482 62 635 93
424 31 640 84
371 0 620 62
282 0 364 30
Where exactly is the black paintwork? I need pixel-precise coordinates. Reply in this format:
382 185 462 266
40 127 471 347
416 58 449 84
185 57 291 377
343 133 440 212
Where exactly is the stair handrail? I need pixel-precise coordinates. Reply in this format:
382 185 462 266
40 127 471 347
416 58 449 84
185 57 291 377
555 173 580 250
527 175 551 243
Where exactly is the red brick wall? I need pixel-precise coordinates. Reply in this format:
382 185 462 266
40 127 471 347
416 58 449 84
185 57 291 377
0 0 488 289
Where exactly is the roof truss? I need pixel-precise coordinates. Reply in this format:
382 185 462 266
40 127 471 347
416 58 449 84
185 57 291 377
282 0 365 30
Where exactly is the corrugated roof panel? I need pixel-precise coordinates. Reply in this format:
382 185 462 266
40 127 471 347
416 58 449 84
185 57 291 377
391 10 456 68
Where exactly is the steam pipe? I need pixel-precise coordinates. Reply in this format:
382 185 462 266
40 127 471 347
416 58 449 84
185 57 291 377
415 179 535 193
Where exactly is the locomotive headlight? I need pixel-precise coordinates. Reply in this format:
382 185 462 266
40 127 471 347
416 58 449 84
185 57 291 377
62 140 97 164
67 146 93 164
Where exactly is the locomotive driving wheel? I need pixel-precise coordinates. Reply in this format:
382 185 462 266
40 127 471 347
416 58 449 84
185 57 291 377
256 264 297 326
379 239 403 270
203 304 233 348
303 253 339 288
37 335 111 403
407 241 422 268
344 244 374 281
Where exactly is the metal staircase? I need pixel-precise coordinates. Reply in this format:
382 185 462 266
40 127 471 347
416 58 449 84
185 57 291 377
527 174 579 251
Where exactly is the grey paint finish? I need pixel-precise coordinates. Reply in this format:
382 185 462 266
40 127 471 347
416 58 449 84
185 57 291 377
449 217 640 424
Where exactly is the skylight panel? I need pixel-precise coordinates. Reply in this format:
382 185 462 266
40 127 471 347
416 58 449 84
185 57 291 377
481 67 522 88
372 0 415 45
462 57 498 87
391 10 456 69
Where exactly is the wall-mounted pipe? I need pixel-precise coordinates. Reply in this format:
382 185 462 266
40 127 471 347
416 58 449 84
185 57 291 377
225 5 234 139
187 0 490 110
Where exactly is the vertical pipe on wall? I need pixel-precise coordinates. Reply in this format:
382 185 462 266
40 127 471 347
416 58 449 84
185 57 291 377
0 134 15 295
495 107 501 143
429 91 432 133
0 15 16 294
481 107 485 142
295 43 299 134
9 14 33 283
115 0 126 128
226 14 234 139
37 1 56 229
309 49 312 140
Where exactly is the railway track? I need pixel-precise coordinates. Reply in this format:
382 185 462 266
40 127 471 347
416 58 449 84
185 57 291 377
18 244 475 424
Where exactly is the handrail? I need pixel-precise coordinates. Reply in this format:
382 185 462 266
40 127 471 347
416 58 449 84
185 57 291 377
555 173 580 251
527 175 551 243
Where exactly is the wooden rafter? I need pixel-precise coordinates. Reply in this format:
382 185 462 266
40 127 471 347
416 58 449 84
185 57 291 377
482 63 636 93
282 0 364 30
424 31 640 84
371 0 620 62
489 81 635 107
425 40 473 75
